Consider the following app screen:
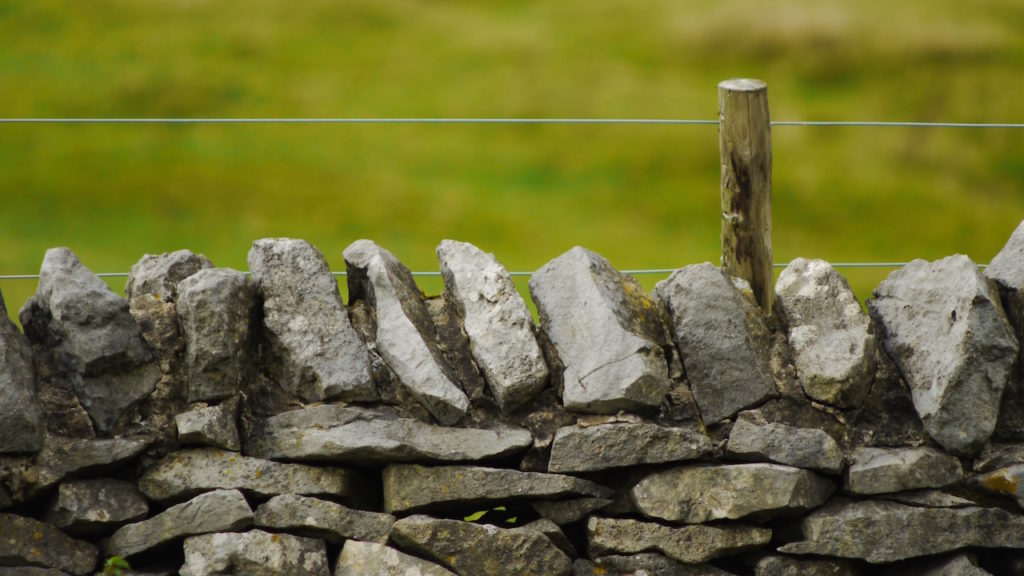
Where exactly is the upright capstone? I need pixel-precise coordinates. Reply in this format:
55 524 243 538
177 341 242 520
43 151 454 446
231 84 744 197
125 249 213 304
437 239 548 413
344 239 468 425
655 263 776 423
0 289 43 453
529 246 670 414
248 238 375 403
868 255 1018 454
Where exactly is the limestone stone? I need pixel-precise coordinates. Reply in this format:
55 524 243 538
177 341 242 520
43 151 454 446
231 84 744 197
530 498 612 525
390 515 572 576
249 238 375 403
987 219 1024 336
254 494 393 545
879 489 974 508
246 404 531 465
655 263 775 423
0 290 43 453
631 463 834 523
43 478 148 536
138 448 360 503
846 446 963 495
176 268 256 402
868 256 1018 454
107 489 253 559
574 555 735 576
335 540 456 576
437 239 548 412
971 463 1024 508
175 399 241 451
180 530 328 576
725 412 844 475
382 464 611 514
755 556 858 576
0 513 97 576
548 422 712 473
31 435 151 496
344 239 467 423
776 258 876 408
586 516 771 564
529 246 670 413
974 443 1024 472
0 567 77 576
920 554 993 576
125 249 213 304
779 498 1024 563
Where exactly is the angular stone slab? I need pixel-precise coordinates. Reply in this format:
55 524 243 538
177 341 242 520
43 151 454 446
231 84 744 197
254 493 393 545
0 290 43 453
655 263 775 423
249 238 375 403
125 249 213 303
382 464 612 514
846 446 963 495
631 463 834 523
175 399 241 451
138 448 360 503
531 497 612 525
32 435 151 495
180 530 328 576
44 478 148 536
587 516 770 564
390 515 572 576
0 513 98 576
176 268 256 402
921 554 993 576
344 239 468 423
880 489 974 508
574 555 735 576
779 498 1024 563
987 219 1024 333
776 258 876 408
868 256 1018 454
437 239 548 413
336 540 456 576
529 247 670 413
755 555 858 576
246 404 531 465
108 489 253 559
548 422 712 473
725 412 844 475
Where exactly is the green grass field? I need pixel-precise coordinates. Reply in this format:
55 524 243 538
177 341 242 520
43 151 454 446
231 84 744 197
2 0 1023 321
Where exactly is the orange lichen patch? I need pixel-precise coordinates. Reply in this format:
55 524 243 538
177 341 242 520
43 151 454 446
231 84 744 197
33 530 43 541
592 567 607 575
983 472 1019 495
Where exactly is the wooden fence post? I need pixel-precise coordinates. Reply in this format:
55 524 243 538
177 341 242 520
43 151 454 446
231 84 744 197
718 78 773 314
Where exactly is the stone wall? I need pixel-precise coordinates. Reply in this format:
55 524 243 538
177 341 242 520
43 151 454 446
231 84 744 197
3 223 1024 575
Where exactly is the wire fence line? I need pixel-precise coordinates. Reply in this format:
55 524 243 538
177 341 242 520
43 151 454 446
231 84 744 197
1 118 1023 128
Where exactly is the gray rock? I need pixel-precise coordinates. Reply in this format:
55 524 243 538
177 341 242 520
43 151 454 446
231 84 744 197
655 263 775 423
125 249 213 304
974 443 1024 472
868 256 1018 454
335 540 456 576
382 464 612 514
548 422 712 473
726 411 844 475
246 404 531 465
390 515 572 576
107 489 253 559
175 399 241 451
249 238 375 403
631 463 834 523
586 516 771 564
0 567 76 576
521 518 576 558
530 498 612 525
31 435 151 496
254 493 393 545
529 247 670 413
971 463 1024 508
879 489 974 508
138 448 361 503
0 513 97 576
574 555 735 576
180 530 328 576
176 268 256 402
0 290 43 453
344 239 467 423
755 555 858 576
987 219 1024 336
920 554 992 576
779 498 1024 563
846 446 963 495
44 478 148 536
437 240 548 412
19 249 158 434
776 258 876 408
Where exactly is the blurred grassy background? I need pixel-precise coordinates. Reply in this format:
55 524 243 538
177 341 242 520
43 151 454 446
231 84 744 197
2 0 1023 322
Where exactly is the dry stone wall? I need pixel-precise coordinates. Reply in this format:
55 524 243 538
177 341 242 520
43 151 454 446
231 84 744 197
4 222 1024 574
